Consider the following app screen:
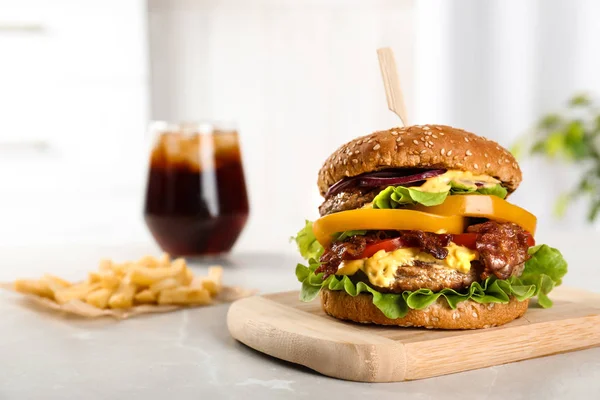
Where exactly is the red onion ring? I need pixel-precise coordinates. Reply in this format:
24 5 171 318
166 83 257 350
326 169 447 197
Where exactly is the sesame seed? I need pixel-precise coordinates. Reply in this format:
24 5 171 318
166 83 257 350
420 149 427 154
345 170 350 176
343 159 347 165
496 146 501 150
367 139 373 143
423 126 430 130
474 163 479 169
466 150 473 156
420 137 426 142
505 159 511 163
464 137 469 142
456 162 463 167
440 148 445 155
428 140 434 146
452 313 459 320
352 159 358 164
439 132 445 136
447 150 453 156
413 140 419 145
373 144 381 150
472 312 478 318
357 140 363 145
355 150 360 154
398 142 404 145
436 127 442 131
486 163 491 168
484 153 488 158
391 131 398 135
432 134 438 139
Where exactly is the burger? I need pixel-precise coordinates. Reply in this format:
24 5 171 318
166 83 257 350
293 125 568 329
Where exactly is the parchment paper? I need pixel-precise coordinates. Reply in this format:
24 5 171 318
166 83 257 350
0 282 257 320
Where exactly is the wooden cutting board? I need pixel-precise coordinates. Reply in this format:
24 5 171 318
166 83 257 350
227 287 600 382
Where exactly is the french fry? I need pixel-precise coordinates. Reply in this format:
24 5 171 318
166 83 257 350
158 286 211 305
108 280 137 309
109 263 130 277
134 289 156 304
54 283 100 305
98 259 113 272
184 267 194 285
86 288 113 309
88 271 102 284
136 255 159 268
195 266 223 296
171 258 186 269
10 253 235 313
14 279 54 299
128 263 186 287
149 277 180 294
40 275 72 300
157 253 171 267
43 274 71 288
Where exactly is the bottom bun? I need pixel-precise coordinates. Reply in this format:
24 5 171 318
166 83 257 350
320 288 529 329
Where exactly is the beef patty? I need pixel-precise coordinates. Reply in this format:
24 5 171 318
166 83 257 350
318 187 382 216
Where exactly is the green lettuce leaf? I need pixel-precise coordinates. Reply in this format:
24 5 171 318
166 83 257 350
518 244 568 307
332 230 368 242
373 186 449 208
291 220 324 261
449 181 476 194
373 182 508 209
476 184 508 199
296 244 568 318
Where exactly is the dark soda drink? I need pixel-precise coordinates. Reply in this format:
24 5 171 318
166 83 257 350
144 123 249 257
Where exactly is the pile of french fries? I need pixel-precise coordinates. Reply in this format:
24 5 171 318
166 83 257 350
13 254 222 309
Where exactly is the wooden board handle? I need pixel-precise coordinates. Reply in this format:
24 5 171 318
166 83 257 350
377 47 409 126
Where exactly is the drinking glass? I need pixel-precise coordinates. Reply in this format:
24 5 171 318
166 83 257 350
143 121 249 257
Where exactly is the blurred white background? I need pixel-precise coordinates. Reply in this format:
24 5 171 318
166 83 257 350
1 0 599 253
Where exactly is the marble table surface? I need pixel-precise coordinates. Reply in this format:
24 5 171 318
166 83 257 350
0 233 599 399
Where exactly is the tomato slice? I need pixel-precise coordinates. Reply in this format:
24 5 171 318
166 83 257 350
350 231 535 259
451 233 478 249
359 238 406 259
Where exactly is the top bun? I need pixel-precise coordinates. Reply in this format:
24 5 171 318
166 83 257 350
318 125 522 196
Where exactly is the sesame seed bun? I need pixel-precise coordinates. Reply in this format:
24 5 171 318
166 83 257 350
320 288 529 329
318 125 522 196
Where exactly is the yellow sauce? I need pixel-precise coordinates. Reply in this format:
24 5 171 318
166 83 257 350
416 170 500 193
336 243 478 287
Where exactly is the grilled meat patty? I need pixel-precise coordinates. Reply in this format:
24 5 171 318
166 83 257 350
318 187 382 216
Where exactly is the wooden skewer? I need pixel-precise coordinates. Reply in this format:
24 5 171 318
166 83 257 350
377 47 409 126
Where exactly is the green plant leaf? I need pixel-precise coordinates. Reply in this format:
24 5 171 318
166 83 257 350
569 94 591 107
553 193 570 218
545 131 566 157
538 113 562 130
